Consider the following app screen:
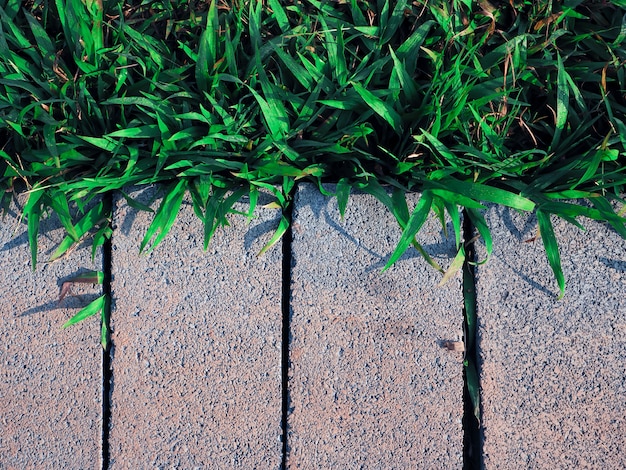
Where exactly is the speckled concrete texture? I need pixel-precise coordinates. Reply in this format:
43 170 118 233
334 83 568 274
287 184 464 468
108 186 283 468
0 194 102 468
476 205 626 468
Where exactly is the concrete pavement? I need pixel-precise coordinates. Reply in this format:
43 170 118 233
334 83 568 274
0 194 102 468
287 184 463 467
476 205 626 468
2 185 625 468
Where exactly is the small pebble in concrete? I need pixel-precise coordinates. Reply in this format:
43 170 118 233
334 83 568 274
476 205 626 468
287 183 464 468
108 186 283 468
0 195 102 468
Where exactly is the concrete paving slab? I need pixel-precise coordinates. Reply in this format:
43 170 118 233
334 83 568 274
0 194 103 468
476 205 626 468
287 183 464 468
109 186 283 468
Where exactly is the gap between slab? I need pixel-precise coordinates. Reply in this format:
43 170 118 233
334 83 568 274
462 210 482 470
99 186 480 469
280 189 294 470
101 192 113 470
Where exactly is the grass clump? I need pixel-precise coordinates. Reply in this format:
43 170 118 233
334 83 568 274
1 0 625 299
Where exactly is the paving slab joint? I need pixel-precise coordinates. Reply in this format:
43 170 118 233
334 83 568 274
101 192 113 470
462 210 482 469
280 183 296 469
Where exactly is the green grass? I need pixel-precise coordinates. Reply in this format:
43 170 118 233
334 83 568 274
1 0 625 303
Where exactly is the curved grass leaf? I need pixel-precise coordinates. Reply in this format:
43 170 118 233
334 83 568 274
551 53 569 149
540 200 619 223
101 293 111 350
62 294 105 329
439 245 465 286
335 178 351 219
589 196 626 239
463 248 480 422
49 191 78 241
536 209 565 299
49 202 107 262
465 358 481 425
59 270 104 302
391 187 411 226
319 15 348 86
383 190 434 270
140 180 188 253
248 60 290 140
351 81 402 132
440 178 535 212
389 46 419 103
258 214 289 256
24 187 44 270
362 182 443 272
465 207 493 264
119 190 155 213
360 179 395 217
201 186 249 250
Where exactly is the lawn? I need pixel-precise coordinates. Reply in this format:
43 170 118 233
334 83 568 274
1 0 625 296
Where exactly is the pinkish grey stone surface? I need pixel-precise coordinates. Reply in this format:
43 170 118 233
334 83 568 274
108 186 283 468
287 184 464 468
5 184 625 468
476 205 626 468
0 194 102 468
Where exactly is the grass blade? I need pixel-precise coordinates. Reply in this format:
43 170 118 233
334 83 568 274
389 46 419 103
351 81 402 132
536 209 565 298
24 187 45 270
248 55 290 141
49 202 107 262
335 178 351 219
320 16 348 86
439 245 465 286
140 180 188 253
383 191 433 270
59 270 104 302
196 0 218 92
465 358 481 425
62 294 105 328
361 182 444 273
202 186 249 250
101 294 110 350
440 178 535 212
589 196 626 239
551 53 569 149
49 191 79 241
258 214 289 256
465 208 492 264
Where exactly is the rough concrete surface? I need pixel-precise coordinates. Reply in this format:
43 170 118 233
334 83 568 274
476 205 626 468
109 186 283 468
287 184 464 468
0 194 102 468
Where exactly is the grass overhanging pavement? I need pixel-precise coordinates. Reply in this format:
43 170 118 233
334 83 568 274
1 0 626 303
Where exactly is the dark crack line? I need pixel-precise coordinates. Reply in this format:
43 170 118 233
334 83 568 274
462 209 482 470
102 192 113 470
280 186 295 469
